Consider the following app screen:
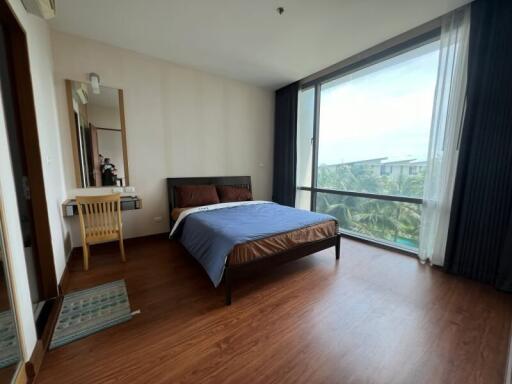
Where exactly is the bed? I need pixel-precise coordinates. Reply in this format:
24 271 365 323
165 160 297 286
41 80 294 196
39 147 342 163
167 176 341 305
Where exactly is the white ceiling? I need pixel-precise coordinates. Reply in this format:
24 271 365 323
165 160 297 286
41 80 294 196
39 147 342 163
49 0 471 90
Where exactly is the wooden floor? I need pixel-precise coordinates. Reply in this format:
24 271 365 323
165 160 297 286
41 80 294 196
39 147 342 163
36 236 512 384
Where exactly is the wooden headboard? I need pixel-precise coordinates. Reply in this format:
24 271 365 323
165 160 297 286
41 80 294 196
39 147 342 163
166 176 252 214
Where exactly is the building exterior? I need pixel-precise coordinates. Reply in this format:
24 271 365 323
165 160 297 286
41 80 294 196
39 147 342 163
320 157 427 180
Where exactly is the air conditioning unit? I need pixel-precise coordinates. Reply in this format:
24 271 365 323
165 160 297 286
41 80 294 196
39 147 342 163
21 0 56 19
75 84 89 105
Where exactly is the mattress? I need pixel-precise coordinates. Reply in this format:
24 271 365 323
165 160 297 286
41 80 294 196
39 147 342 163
171 207 191 222
171 206 336 265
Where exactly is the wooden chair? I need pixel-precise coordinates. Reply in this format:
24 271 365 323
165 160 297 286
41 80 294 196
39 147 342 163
76 193 125 271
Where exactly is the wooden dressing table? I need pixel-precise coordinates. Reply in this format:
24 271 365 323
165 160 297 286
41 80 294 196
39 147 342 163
61 196 142 217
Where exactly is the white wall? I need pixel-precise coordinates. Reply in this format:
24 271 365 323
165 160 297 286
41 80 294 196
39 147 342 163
51 31 275 247
87 104 121 130
22 12 70 281
0 0 69 360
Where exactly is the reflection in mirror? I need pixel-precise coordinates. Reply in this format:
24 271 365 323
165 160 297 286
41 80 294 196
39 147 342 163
66 80 129 188
0 212 21 382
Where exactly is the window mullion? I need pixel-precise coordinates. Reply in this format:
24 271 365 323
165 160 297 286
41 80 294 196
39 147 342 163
310 84 321 211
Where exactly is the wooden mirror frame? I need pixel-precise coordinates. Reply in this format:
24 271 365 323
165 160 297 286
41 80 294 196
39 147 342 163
65 79 130 188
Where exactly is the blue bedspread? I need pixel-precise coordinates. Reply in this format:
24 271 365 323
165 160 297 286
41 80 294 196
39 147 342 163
173 202 336 287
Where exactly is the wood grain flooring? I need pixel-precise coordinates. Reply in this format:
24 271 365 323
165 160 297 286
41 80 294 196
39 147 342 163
36 236 512 384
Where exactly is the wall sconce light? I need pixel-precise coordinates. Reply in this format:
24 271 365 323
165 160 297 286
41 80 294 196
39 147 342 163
89 72 101 94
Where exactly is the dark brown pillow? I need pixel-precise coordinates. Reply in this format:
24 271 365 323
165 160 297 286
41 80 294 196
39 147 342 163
175 185 220 207
216 186 253 203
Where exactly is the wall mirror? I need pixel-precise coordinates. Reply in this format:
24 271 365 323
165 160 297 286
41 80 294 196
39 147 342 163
0 208 22 382
66 80 129 188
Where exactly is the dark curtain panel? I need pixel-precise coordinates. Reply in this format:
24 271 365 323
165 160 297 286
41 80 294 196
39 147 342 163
444 0 512 291
272 82 299 207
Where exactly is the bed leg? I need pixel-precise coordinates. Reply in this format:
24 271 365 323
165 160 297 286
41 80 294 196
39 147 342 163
335 235 341 260
225 267 232 306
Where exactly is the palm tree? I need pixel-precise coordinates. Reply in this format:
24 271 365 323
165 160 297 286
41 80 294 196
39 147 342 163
316 163 424 247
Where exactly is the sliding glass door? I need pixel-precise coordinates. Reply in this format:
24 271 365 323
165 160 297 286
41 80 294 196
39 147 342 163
297 37 441 251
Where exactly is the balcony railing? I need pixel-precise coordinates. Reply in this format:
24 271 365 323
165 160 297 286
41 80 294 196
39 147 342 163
297 186 422 253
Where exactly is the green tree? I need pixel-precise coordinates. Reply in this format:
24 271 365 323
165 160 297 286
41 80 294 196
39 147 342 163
316 163 425 248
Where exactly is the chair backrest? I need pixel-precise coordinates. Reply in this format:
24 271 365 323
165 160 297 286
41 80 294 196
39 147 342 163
76 194 122 240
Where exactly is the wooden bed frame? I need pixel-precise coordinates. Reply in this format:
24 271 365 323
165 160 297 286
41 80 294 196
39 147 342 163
166 176 341 305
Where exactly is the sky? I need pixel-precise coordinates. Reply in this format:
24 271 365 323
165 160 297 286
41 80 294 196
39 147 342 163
312 40 440 166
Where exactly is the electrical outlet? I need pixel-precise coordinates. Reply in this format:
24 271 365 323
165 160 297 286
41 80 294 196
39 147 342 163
153 216 163 223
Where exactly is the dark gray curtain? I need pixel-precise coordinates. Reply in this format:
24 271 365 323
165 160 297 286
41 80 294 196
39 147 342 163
444 0 512 291
272 82 299 207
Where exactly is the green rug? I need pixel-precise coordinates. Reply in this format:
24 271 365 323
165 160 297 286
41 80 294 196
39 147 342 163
50 280 132 349
0 310 20 368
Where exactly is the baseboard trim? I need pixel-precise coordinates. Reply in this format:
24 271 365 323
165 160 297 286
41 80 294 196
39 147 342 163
25 340 43 381
58 265 69 296
68 232 169 259
14 362 27 384
58 246 78 295
125 232 169 244
26 296 63 383
339 232 417 257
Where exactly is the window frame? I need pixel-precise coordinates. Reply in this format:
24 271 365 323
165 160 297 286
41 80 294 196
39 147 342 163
297 28 441 253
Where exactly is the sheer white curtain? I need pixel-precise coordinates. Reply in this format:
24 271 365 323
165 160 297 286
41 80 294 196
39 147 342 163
419 7 471 265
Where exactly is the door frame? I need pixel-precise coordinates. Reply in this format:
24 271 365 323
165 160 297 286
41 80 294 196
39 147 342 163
0 0 57 300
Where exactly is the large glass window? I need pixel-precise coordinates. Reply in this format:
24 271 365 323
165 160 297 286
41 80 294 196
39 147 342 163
316 193 422 249
297 37 440 250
